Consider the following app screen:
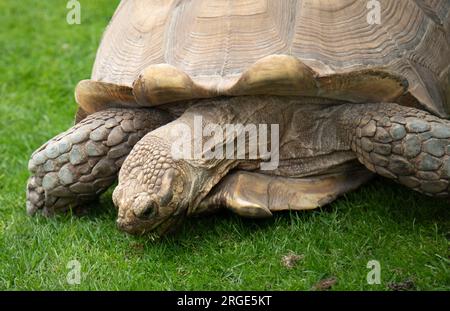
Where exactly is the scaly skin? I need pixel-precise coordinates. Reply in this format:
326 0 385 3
339 103 450 197
113 131 232 235
113 99 450 236
114 136 189 235
27 108 172 216
113 99 269 235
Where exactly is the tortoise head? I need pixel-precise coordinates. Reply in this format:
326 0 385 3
113 135 191 236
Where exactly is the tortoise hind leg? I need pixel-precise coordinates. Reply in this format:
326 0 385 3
26 108 172 216
339 103 450 196
197 168 374 217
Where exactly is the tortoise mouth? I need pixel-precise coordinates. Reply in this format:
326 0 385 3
116 208 186 236
113 180 189 236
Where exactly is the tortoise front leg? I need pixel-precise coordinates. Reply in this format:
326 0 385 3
26 108 172 216
339 103 450 197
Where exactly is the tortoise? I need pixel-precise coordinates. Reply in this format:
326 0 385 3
27 0 450 236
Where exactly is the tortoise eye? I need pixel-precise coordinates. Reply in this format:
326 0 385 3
140 202 157 219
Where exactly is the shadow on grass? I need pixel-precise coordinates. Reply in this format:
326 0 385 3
28 175 450 252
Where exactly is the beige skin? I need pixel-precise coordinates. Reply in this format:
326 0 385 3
27 96 450 236
110 96 450 235
26 108 173 216
113 136 191 236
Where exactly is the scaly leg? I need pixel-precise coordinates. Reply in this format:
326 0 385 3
26 108 172 216
338 103 450 197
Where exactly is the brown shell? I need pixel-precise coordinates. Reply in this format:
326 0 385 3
76 0 450 119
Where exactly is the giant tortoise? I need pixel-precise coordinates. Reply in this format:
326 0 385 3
27 0 450 235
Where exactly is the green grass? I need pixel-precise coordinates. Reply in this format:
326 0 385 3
0 0 449 291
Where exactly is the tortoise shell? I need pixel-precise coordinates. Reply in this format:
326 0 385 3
75 0 450 120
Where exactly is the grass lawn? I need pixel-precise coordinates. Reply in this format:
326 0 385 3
0 0 449 291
